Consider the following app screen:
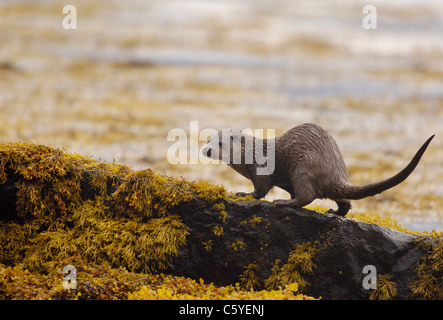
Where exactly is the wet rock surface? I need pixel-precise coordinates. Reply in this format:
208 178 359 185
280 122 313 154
170 196 424 299
0 164 434 299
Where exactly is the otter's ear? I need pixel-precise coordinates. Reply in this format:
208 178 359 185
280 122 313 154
228 129 241 143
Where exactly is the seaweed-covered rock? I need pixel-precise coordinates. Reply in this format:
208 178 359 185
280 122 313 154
0 258 314 300
0 142 442 300
168 196 434 300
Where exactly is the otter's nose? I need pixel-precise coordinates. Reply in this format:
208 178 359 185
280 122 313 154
201 146 212 158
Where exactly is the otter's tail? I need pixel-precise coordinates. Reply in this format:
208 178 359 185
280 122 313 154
338 135 434 200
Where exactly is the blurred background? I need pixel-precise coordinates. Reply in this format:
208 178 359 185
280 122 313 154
0 0 442 231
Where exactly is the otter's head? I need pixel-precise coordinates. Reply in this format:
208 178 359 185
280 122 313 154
202 128 275 176
201 129 251 165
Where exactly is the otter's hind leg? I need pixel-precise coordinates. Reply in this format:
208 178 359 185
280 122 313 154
273 176 316 209
327 199 351 216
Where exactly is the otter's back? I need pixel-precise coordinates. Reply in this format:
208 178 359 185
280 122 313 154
275 123 348 186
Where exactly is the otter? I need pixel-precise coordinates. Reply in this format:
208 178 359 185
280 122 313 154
201 123 434 216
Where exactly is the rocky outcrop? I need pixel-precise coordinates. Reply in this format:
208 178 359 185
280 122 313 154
0 142 441 299
168 196 425 299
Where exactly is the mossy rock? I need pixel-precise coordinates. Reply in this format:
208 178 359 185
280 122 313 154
0 142 192 273
0 142 442 299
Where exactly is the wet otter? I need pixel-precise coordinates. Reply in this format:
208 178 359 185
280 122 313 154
201 123 434 216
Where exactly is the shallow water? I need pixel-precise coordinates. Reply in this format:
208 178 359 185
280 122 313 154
0 0 442 231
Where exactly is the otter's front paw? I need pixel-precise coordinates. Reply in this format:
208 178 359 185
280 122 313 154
273 199 286 207
273 199 298 207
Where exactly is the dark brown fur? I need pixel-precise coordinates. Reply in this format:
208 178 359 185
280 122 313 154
202 123 434 216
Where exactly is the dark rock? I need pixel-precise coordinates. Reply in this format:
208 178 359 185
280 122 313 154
0 169 20 222
0 167 427 299
169 197 424 300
